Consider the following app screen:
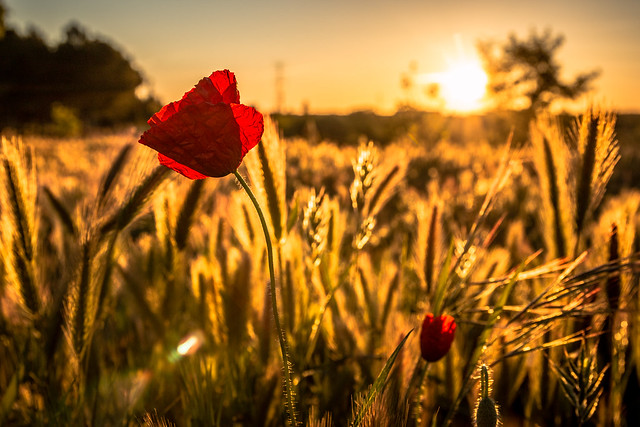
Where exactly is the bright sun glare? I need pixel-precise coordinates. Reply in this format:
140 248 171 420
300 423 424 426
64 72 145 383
439 60 488 112
418 57 489 113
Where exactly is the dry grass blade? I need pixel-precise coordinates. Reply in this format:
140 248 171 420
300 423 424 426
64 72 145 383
506 251 587 328
497 328 600 362
466 256 564 288
454 250 542 315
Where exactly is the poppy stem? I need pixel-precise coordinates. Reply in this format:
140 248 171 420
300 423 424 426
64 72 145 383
233 169 298 426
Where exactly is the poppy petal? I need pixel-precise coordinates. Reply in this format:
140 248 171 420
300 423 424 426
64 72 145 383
185 70 239 107
209 69 240 104
139 102 243 178
147 70 239 126
231 104 264 157
148 102 179 126
158 153 207 180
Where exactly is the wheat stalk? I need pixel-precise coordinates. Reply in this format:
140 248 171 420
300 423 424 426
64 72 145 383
0 137 40 315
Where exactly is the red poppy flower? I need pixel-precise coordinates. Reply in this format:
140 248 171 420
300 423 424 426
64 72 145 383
420 313 456 362
138 70 264 179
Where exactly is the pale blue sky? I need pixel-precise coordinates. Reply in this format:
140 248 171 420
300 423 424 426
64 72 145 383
4 0 640 113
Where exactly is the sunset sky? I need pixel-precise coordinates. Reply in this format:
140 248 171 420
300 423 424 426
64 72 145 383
4 0 640 114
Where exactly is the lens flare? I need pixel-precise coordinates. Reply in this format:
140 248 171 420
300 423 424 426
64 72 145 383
168 331 204 362
177 335 201 355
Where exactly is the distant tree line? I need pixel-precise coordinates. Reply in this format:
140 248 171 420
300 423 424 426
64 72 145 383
0 2 160 132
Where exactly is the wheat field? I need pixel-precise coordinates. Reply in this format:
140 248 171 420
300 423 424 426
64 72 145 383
1 110 639 426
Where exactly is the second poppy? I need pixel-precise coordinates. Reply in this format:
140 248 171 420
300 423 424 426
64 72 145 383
420 313 456 362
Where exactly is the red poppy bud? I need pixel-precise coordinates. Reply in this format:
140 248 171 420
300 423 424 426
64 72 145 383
420 313 456 362
139 70 264 179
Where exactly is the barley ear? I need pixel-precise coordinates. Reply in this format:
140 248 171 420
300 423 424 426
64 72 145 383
100 165 170 235
365 162 404 219
69 241 92 358
573 108 619 255
530 117 571 258
243 116 287 242
0 137 40 315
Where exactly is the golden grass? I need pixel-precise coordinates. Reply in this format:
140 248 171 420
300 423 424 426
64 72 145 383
0 109 638 426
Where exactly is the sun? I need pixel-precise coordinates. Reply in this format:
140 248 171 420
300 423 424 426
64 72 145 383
418 57 489 113
438 59 488 113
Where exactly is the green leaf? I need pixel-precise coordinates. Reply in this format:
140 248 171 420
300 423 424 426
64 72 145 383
351 329 413 427
432 240 454 316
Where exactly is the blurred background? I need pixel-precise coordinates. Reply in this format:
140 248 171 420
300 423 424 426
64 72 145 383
1 0 639 133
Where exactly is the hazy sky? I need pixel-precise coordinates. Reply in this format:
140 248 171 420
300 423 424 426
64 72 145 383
4 0 640 114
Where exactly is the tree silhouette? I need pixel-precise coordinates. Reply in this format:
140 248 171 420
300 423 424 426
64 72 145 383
0 12 159 129
478 29 600 113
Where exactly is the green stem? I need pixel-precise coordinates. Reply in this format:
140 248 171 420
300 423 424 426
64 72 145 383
234 170 297 426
